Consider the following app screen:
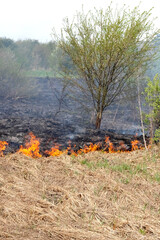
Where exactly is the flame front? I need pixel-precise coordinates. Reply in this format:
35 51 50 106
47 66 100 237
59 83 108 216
105 136 115 153
0 132 144 158
131 140 140 151
45 145 63 157
82 143 100 153
18 132 42 158
0 141 8 156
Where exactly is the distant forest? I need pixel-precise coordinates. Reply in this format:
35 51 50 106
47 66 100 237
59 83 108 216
0 38 55 73
0 38 57 98
0 36 160 99
0 36 160 77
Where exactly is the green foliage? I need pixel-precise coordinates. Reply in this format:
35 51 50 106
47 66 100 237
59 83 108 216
153 172 160 182
154 127 160 141
81 158 108 169
139 228 146 235
54 5 159 128
0 37 15 49
145 74 160 111
0 37 58 98
10 39 55 71
0 47 23 77
144 73 160 140
0 46 36 98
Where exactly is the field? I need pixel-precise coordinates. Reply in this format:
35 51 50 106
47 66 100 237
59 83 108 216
24 69 60 78
0 146 160 240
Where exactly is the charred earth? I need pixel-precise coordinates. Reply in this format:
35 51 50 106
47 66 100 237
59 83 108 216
0 77 146 155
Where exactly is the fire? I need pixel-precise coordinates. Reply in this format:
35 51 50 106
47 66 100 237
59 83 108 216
105 136 115 153
0 133 144 158
0 141 8 156
65 142 100 155
83 143 99 153
18 132 42 158
131 139 140 151
75 143 100 155
45 145 63 157
65 142 78 156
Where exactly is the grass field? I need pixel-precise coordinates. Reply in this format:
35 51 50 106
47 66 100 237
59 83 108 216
24 69 56 78
0 146 160 239
24 69 65 78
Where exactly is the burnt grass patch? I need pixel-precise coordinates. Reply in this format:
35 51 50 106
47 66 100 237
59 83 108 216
0 77 149 156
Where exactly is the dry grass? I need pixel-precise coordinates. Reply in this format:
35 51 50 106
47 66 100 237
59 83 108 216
0 146 160 240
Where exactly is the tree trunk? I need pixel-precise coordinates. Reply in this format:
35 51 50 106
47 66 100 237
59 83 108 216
95 111 102 129
137 77 148 150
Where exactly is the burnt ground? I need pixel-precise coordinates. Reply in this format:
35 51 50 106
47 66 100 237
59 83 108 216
0 77 146 155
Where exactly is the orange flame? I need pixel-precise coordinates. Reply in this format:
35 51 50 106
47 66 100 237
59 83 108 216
76 143 100 155
0 141 8 156
83 143 99 153
70 144 78 156
18 132 42 158
14 133 145 158
45 145 63 157
105 136 115 153
131 139 140 151
65 141 78 156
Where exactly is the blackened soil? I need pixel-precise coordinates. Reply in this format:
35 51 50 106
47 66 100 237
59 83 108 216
0 78 146 155
0 116 147 156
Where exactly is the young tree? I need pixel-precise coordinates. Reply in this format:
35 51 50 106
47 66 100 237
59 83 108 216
53 5 159 129
144 73 160 140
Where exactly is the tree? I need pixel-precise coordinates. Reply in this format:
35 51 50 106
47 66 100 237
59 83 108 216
0 37 15 49
53 5 159 129
144 73 160 140
14 40 40 70
0 47 35 99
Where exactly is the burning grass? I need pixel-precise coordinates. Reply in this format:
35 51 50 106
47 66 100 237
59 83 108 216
18 132 42 158
0 132 146 158
0 141 8 157
0 145 160 239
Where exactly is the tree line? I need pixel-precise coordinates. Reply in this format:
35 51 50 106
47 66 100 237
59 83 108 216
0 38 58 98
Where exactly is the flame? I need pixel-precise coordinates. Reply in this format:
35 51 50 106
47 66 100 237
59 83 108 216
70 144 78 156
83 143 99 153
105 136 115 153
45 145 63 157
76 143 100 154
65 141 101 155
18 132 42 158
0 141 8 156
0 133 145 158
65 141 78 156
131 139 140 151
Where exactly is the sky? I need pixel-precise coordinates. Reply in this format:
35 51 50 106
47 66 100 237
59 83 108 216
0 0 160 42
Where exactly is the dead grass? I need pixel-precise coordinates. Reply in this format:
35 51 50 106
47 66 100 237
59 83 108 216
0 145 160 240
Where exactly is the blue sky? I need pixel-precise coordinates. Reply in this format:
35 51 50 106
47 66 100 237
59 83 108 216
0 0 160 42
